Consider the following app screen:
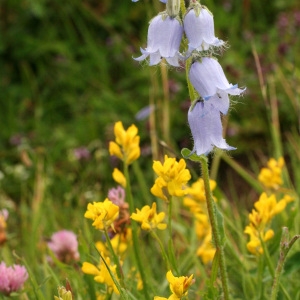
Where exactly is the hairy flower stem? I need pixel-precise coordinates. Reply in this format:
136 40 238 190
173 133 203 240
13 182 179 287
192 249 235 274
161 62 170 146
124 165 151 300
271 228 300 300
199 156 230 300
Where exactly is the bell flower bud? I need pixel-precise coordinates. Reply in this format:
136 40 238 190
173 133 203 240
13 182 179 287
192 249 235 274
134 13 183 66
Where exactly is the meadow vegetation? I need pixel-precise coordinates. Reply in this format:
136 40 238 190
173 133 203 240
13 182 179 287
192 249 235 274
0 0 299 299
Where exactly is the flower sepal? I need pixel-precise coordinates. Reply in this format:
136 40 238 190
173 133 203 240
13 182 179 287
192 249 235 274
166 0 180 18
181 148 203 161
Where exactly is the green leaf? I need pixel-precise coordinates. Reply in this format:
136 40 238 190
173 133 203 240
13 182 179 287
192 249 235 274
181 148 202 162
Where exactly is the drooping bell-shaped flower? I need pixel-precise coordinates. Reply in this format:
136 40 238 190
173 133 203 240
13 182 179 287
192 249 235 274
189 57 245 100
134 13 183 66
184 5 224 54
188 99 235 156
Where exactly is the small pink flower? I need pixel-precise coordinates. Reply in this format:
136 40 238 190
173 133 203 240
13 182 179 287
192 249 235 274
107 186 126 207
47 230 80 263
0 261 28 296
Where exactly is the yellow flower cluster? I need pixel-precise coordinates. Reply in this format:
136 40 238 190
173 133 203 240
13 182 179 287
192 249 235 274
131 202 167 231
184 179 217 264
84 199 119 231
151 155 191 201
244 192 293 255
258 157 284 189
109 121 140 165
81 254 119 294
154 270 194 300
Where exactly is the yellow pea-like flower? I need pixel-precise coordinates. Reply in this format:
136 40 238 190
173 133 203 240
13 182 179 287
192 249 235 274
84 199 119 231
131 202 167 231
109 121 140 165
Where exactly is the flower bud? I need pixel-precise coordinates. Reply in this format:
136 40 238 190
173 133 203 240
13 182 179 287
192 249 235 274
166 0 180 18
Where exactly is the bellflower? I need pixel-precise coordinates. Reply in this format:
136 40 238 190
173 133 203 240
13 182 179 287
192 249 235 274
134 13 183 66
184 5 224 54
189 57 245 101
188 99 235 155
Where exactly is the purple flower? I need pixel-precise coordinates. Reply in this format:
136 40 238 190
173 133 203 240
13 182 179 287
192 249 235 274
188 99 235 155
134 14 183 66
47 230 80 263
0 262 28 296
184 6 224 54
107 186 126 206
189 57 245 101
73 147 91 161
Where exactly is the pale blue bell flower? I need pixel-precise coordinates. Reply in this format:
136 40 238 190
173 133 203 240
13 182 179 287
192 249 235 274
189 57 245 103
134 14 183 66
188 100 236 156
184 7 224 54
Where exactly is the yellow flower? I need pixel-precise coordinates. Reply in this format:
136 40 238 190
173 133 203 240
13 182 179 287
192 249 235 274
244 224 274 255
84 199 119 231
195 213 210 240
167 270 194 299
183 178 217 215
196 232 216 264
258 157 284 189
244 192 290 256
112 168 127 188
109 121 140 165
154 271 194 300
253 193 286 226
151 155 191 201
82 254 119 294
131 202 167 231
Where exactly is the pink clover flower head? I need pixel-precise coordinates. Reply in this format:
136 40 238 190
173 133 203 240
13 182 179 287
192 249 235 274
188 99 235 156
0 261 28 296
189 57 245 100
184 6 224 54
107 186 126 206
134 14 183 66
48 230 80 263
